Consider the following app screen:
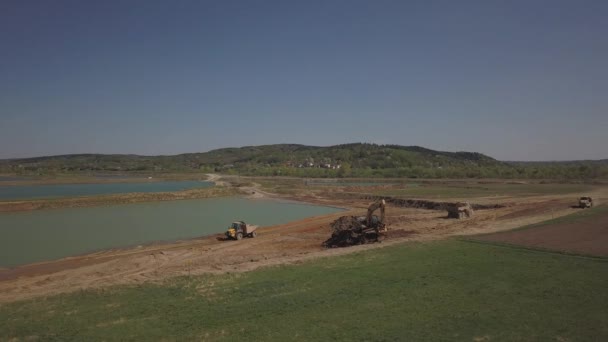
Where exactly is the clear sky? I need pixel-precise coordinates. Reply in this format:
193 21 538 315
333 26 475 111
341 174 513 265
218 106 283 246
1 0 606 161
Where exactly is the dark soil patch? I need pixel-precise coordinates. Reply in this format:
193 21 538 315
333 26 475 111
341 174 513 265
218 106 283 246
498 199 569 220
475 209 608 257
360 195 505 211
323 216 370 248
386 229 416 239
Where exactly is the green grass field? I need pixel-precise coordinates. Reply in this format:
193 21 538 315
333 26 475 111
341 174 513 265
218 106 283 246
254 178 593 199
475 204 608 235
2 239 607 341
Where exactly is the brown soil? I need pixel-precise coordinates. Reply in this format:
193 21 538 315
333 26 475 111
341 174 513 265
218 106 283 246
0 187 237 212
475 209 608 257
0 173 210 187
0 182 606 303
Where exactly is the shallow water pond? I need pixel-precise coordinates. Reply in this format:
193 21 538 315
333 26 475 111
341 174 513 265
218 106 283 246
0 180 213 201
0 197 342 267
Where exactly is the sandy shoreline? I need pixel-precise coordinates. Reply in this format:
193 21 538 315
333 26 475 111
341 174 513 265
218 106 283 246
0 174 233 213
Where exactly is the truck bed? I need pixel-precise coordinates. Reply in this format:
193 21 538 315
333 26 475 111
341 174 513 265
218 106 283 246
243 225 259 234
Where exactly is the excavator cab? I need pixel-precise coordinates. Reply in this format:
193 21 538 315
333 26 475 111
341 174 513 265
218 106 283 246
369 215 382 227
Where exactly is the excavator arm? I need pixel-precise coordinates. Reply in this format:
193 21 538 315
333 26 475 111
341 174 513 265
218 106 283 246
366 199 386 229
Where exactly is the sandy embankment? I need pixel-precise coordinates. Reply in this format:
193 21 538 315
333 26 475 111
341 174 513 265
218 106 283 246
0 175 236 213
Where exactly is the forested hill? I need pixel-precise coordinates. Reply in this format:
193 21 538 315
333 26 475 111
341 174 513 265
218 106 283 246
1 143 606 179
0 144 499 173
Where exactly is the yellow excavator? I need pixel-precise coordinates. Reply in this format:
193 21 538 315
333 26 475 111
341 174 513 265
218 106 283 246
324 199 388 247
363 199 386 232
357 200 386 233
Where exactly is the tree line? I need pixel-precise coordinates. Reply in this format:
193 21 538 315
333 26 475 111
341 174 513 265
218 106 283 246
1 143 606 179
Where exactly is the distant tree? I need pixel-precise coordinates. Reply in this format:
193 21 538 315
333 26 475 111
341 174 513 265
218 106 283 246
337 162 351 178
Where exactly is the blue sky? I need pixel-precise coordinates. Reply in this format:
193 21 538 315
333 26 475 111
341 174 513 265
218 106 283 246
1 0 606 161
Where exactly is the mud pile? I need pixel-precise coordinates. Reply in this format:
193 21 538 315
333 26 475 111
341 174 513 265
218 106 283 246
360 195 505 211
323 216 377 248
330 216 364 232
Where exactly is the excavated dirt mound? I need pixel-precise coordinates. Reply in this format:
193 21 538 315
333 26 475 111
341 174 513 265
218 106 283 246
329 216 364 232
324 215 418 248
323 216 378 248
361 195 505 211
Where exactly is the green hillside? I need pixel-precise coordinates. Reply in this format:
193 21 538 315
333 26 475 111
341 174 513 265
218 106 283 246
1 143 606 179
0 143 496 170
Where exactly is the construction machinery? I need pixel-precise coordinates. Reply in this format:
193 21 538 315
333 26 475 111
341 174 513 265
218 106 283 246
225 221 258 240
447 202 473 219
359 199 387 232
579 196 594 208
324 200 387 247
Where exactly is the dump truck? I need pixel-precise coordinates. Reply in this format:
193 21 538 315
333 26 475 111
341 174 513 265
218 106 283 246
225 221 258 240
579 197 593 208
447 202 473 219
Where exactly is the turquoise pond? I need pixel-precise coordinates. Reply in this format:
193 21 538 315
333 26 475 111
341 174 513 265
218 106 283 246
0 197 342 267
0 176 28 182
0 180 214 201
